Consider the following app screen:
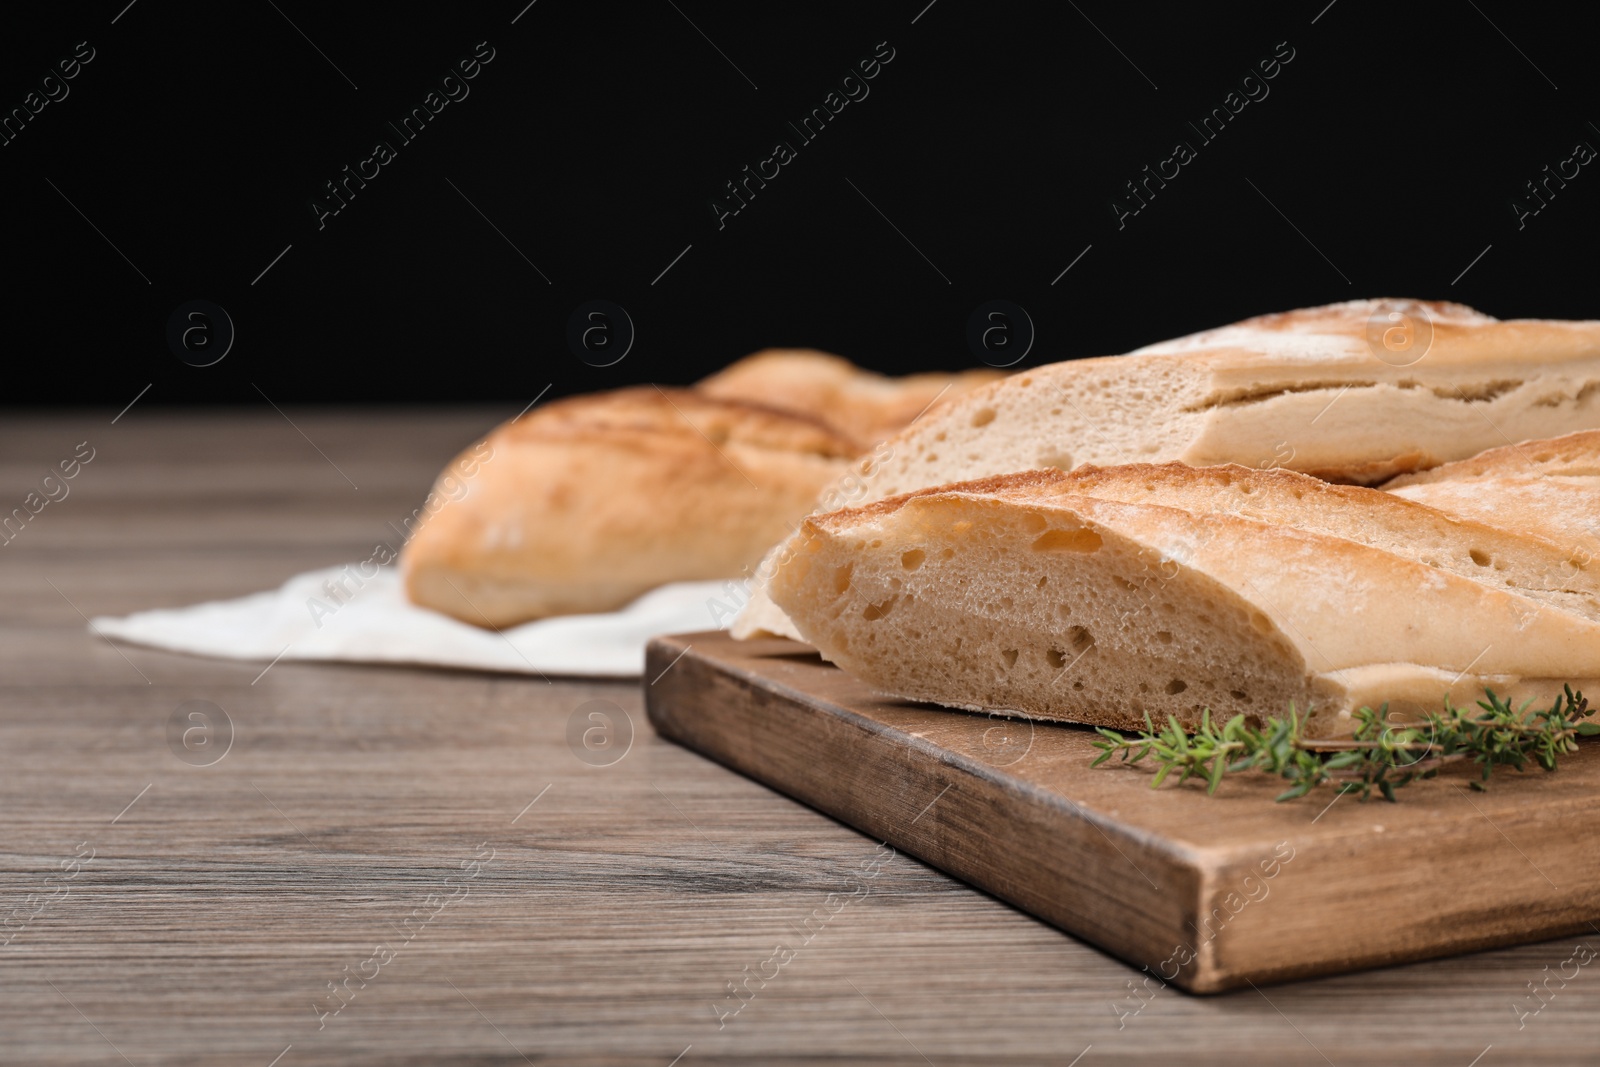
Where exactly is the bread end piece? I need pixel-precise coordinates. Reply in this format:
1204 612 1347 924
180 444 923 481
768 475 1332 734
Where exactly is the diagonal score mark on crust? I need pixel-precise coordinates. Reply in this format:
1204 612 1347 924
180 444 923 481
650 385 762 490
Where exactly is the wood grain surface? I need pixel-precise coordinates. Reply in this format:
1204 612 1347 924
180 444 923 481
646 631 1600 993
1 409 1598 1064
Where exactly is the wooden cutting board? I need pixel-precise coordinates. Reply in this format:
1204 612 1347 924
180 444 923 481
645 630 1600 993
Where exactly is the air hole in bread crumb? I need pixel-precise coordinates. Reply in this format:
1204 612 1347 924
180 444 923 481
1046 648 1066 669
971 407 997 428
924 453 939 463
940 548 955 560
1000 648 1018 668
934 431 947 442
1037 575 1049 589
1032 528 1103 553
1230 690 1251 702
1067 625 1095 654
862 596 898 621
832 564 854 594
1165 679 1188 695
901 549 925 571
1469 549 1490 566
1249 611 1272 634
1073 680 1084 690
1138 682 1150 694
1156 630 1173 644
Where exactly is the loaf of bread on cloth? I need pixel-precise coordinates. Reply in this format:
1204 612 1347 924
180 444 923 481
402 353 1000 627
762 464 1600 738
735 298 1600 640
1383 430 1600 560
402 387 856 627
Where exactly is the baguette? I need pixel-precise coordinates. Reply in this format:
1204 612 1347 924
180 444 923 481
764 470 1600 737
402 387 857 627
735 298 1600 639
855 299 1600 497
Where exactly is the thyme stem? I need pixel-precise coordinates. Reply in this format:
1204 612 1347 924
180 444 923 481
1089 687 1595 802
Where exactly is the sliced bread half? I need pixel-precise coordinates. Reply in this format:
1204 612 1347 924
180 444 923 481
765 470 1600 737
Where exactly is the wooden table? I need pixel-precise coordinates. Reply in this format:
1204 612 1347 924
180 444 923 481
1 410 1594 1066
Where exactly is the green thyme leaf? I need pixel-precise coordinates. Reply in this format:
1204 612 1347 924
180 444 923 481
1087 687 1592 803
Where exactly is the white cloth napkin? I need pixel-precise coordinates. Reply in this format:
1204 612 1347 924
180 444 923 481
91 565 735 678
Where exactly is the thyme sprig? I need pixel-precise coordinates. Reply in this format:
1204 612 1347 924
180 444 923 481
1090 687 1595 802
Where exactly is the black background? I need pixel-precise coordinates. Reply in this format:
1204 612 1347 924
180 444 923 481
3 0 1595 409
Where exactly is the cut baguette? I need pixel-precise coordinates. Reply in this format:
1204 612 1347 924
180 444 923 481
735 298 1600 639
853 299 1600 498
765 470 1600 737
